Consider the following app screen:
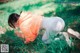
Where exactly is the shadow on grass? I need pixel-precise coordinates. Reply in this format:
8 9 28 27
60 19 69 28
0 30 47 53
0 30 72 53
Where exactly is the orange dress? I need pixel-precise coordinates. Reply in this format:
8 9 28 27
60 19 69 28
18 12 43 43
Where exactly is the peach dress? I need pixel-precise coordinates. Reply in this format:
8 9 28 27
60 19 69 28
18 12 43 43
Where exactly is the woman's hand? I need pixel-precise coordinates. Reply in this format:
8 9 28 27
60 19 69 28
24 41 30 44
15 31 24 39
15 31 30 44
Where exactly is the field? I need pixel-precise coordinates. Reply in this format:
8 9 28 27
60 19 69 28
0 0 80 53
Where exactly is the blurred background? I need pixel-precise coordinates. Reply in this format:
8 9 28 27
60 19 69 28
0 0 80 53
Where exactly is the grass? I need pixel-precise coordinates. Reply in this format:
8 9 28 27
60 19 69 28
0 0 80 53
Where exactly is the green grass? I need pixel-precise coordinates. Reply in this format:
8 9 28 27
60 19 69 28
0 0 80 53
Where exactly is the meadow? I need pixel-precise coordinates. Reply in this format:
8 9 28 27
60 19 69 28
0 0 80 53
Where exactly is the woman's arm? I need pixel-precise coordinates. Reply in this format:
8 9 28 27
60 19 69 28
15 30 31 44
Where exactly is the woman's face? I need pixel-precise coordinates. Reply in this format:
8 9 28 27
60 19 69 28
14 21 19 28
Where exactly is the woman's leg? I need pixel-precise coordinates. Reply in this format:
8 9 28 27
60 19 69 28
42 30 50 44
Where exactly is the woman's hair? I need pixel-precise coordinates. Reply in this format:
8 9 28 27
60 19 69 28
8 13 20 28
